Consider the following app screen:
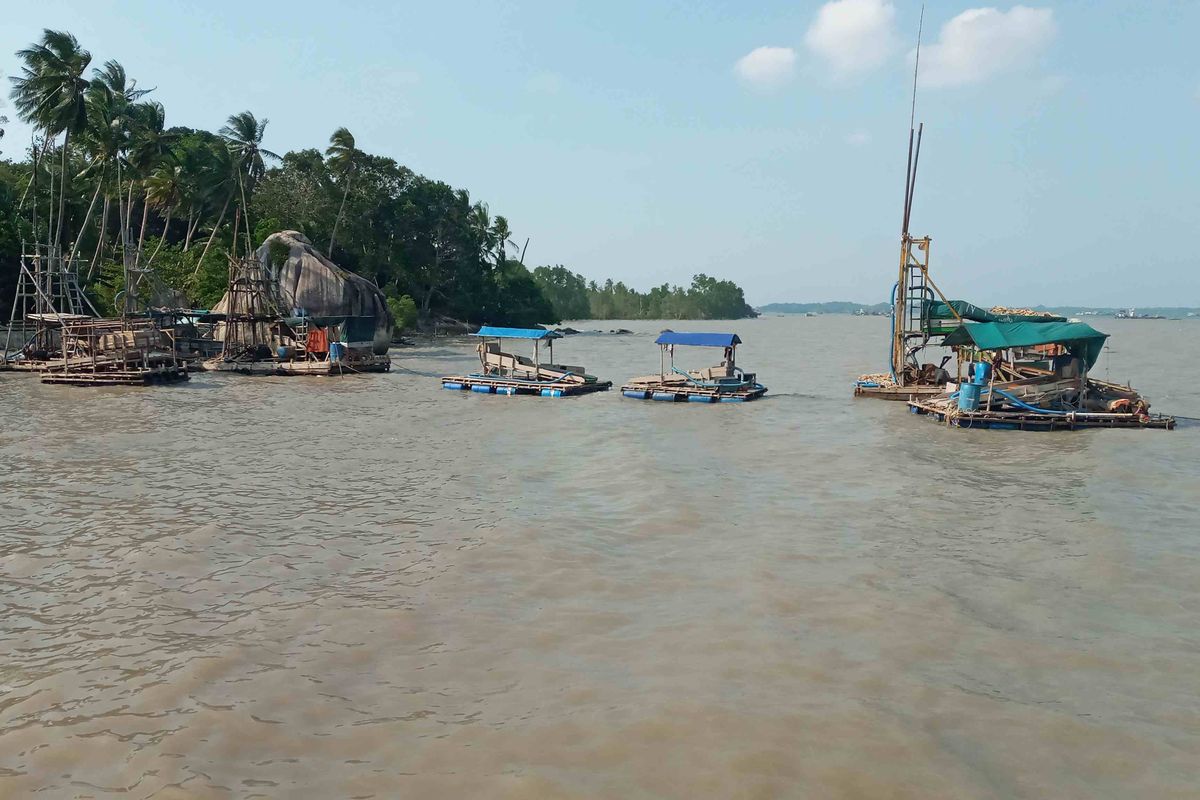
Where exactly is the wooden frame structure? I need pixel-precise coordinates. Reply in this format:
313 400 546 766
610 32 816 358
621 331 767 403
442 326 611 396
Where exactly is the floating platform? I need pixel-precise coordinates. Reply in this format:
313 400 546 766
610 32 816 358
205 353 391 376
907 398 1175 431
40 362 189 386
620 382 767 403
442 374 612 397
853 381 946 401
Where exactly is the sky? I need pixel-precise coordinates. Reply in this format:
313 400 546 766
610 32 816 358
1 1 1197 307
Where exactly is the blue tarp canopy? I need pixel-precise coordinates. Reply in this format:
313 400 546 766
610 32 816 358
472 326 561 340
655 331 741 347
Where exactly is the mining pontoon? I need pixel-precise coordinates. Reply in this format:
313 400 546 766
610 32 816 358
621 332 767 403
39 318 189 386
907 321 1174 430
441 326 612 396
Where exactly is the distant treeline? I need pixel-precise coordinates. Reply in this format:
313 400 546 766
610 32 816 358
0 29 754 331
532 266 757 321
759 301 889 314
759 301 1200 318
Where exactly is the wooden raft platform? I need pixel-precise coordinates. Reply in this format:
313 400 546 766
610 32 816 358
620 383 767 403
40 363 189 386
854 383 946 401
907 399 1176 431
206 353 391 376
442 374 612 397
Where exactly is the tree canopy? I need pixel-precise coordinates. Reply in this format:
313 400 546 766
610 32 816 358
1 29 756 330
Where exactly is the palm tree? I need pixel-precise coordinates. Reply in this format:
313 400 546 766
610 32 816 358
491 215 516 268
470 201 496 265
325 126 358 255
219 110 278 251
9 29 92 249
127 101 177 265
143 163 184 266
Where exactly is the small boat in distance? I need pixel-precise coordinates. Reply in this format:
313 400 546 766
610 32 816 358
441 326 612 396
621 331 767 403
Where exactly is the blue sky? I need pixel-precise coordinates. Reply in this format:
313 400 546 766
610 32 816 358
2 1 1197 307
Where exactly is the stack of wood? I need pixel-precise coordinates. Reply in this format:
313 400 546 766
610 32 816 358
989 306 1059 318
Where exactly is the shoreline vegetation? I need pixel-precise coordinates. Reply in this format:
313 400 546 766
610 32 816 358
0 29 756 339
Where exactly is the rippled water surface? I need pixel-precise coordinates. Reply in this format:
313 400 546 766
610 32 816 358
2 316 1198 799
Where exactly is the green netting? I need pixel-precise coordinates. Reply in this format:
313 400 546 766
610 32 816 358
942 321 1109 368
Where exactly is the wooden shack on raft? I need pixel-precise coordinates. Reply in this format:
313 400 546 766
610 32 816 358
908 321 1174 430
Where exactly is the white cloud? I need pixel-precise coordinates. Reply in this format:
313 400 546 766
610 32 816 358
916 6 1056 88
847 130 871 146
734 46 798 89
804 0 898 77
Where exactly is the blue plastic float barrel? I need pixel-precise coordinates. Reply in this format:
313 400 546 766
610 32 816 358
497 386 517 395
687 395 713 403
623 390 648 399
442 382 464 390
958 382 982 411
540 388 563 397
471 385 493 394
719 396 745 403
652 392 678 402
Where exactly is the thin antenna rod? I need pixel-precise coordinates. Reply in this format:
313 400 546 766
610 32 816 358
910 4 924 133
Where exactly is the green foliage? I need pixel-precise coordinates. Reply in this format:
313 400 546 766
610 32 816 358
532 267 756 321
0 28 755 328
386 292 418 332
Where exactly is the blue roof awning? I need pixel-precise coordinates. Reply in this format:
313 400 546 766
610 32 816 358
472 326 561 340
654 331 741 348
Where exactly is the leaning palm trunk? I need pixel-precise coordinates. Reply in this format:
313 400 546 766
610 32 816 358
184 208 197 251
54 130 71 250
192 193 232 278
88 196 111 280
329 179 351 255
63 174 104 281
135 188 151 268
146 206 172 267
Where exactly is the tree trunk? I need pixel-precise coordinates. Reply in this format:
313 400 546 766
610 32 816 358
135 189 151 268
184 207 197 251
54 130 71 251
88 196 111 280
64 174 104 277
193 193 232 278
329 178 351 255
146 206 172 267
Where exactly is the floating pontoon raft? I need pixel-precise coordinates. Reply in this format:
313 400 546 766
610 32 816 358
907 321 1174 430
441 326 612 396
621 332 767 403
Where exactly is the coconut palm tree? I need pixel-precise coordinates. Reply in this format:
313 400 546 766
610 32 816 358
219 110 278 250
9 29 92 249
491 215 516 268
126 101 177 264
143 163 184 266
325 126 358 255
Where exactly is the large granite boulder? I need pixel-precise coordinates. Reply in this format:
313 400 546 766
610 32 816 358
213 231 393 353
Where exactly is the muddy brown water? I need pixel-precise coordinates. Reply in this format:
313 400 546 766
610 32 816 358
1 316 1198 799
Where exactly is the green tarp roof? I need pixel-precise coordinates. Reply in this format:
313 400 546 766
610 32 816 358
942 321 1109 368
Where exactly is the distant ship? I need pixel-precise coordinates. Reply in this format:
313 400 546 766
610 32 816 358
1115 308 1165 320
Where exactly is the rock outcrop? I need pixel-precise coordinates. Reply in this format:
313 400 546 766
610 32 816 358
213 231 393 353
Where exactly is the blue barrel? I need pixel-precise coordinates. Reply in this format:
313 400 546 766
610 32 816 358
276 346 293 360
687 394 713 403
719 396 745 403
540 388 563 397
471 384 493 394
958 382 982 411
328 342 345 362
497 386 517 395
622 390 648 400
442 382 464 390
970 361 991 385
652 392 678 402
